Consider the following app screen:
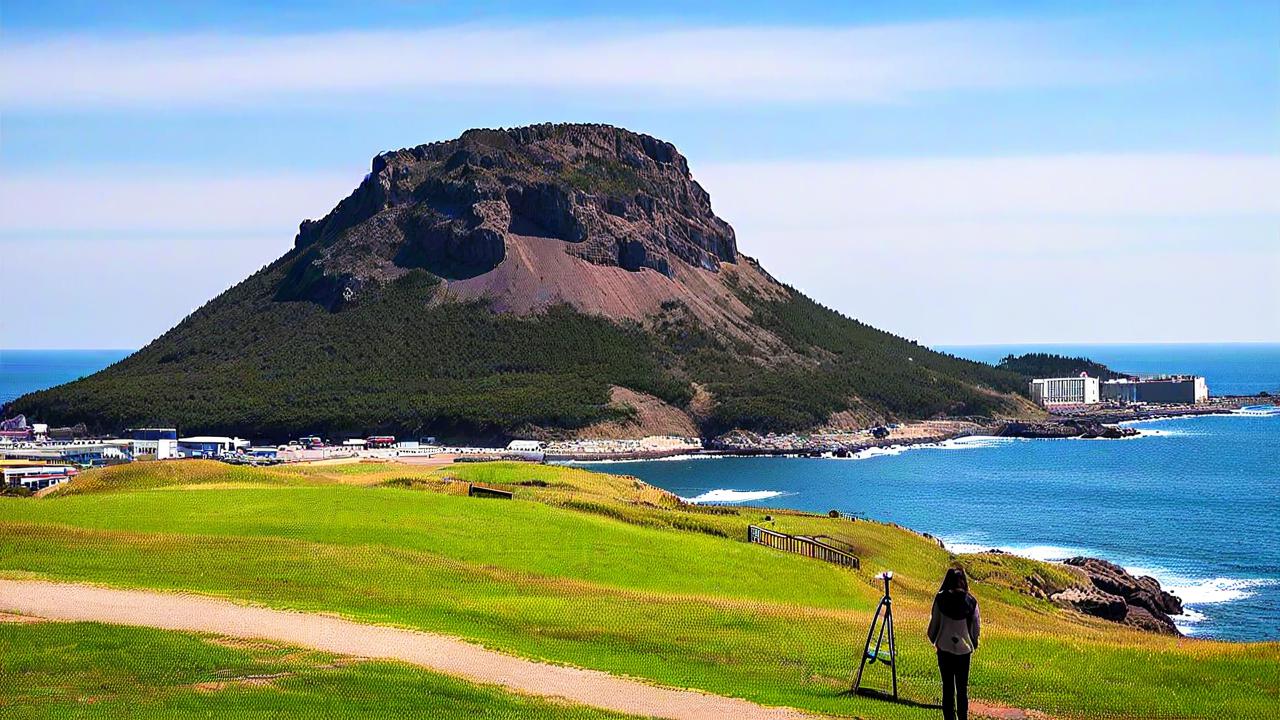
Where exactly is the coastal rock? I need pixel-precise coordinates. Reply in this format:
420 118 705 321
1051 585 1128 621
995 421 1137 440
1122 606 1177 635
1063 557 1183 634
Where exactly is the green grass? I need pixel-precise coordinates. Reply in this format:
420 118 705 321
1 461 1277 719
0 621 632 719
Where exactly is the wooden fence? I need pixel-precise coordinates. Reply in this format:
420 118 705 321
747 525 859 569
467 483 513 500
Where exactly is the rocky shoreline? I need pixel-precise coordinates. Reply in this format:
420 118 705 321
702 395 1272 455
1053 557 1185 635
994 420 1140 440
963 549 1186 635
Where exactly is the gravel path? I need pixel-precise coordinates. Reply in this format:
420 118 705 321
0 579 818 720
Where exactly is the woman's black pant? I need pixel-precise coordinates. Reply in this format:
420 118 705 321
937 650 971 720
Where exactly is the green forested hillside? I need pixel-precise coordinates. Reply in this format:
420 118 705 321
997 352 1123 380
9 254 1027 440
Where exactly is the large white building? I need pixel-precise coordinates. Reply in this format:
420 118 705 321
1030 375 1100 407
127 428 178 459
177 436 250 458
1100 376 1208 404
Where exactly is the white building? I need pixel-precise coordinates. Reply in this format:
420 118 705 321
3 465 78 491
177 436 251 457
1101 376 1208 404
127 428 179 459
506 440 546 452
1030 375 1100 407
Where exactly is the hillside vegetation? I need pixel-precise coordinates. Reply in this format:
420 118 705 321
997 353 1123 380
1 460 1275 719
9 266 1028 440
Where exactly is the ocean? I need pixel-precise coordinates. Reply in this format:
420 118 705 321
1 349 132 406
4 344 1278 641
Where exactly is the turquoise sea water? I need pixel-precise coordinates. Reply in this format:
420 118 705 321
0 349 132 406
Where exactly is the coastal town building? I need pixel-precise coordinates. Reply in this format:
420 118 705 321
177 436 251 458
127 428 178 459
0 442 111 466
2 463 78 492
1101 376 1208 404
1029 375 1101 407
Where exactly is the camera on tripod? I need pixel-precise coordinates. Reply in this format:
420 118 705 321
852 571 897 699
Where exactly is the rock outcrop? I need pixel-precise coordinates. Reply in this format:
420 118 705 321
995 421 1138 440
1053 557 1184 634
283 124 737 310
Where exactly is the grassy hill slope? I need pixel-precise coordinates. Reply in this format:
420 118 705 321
2 460 1275 718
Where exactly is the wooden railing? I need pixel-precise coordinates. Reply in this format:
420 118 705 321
467 483 513 500
747 525 859 569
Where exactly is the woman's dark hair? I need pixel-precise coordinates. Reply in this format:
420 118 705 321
939 566 969 594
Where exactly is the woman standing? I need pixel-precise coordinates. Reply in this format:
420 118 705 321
927 567 981 720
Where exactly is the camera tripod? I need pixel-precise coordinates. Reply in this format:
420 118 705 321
851 571 897 699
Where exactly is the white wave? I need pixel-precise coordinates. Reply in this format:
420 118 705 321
848 445 910 460
1130 426 1197 438
679 489 783 504
936 435 1015 450
944 540 1091 562
833 435 1014 461
1118 412 1241 427
1172 607 1208 635
1164 577 1279 606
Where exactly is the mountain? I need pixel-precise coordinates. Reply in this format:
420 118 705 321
9 124 1034 441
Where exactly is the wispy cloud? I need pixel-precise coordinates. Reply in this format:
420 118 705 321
7 154 1272 236
698 154 1280 224
696 154 1280 343
0 172 354 235
2 20 1146 110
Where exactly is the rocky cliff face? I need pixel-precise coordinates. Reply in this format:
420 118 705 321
281 124 738 311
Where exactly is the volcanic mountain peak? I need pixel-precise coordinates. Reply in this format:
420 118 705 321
9 124 1033 441
282 123 741 313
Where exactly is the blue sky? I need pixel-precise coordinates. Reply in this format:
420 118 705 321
2 1 1277 347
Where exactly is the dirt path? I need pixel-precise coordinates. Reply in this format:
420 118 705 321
0 579 817 720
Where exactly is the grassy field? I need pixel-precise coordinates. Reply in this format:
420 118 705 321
1 459 1277 719
0 620 633 719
